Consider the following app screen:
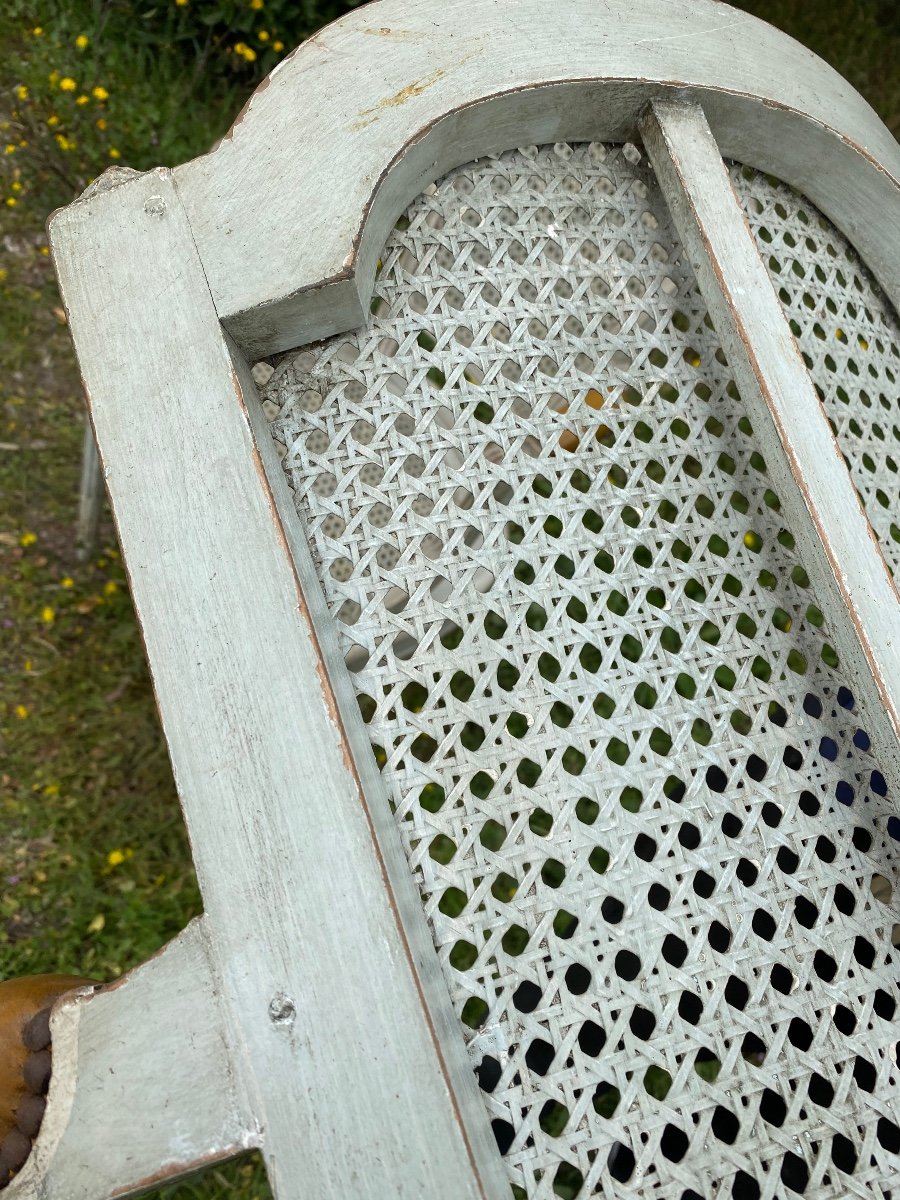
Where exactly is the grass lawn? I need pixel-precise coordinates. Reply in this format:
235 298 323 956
0 2 897 1197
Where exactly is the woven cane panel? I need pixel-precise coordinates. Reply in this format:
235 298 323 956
731 164 900 576
262 143 900 1199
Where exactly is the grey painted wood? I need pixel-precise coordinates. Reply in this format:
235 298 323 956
75 424 103 559
640 99 900 783
229 331 507 1192
174 0 900 360
6 920 251 1200
47 166 506 1200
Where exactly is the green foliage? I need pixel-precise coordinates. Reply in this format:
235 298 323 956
731 0 899 134
0 0 361 218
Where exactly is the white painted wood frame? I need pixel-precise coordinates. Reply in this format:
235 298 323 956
17 1 897 1197
175 0 900 359
41 165 507 1200
639 99 900 778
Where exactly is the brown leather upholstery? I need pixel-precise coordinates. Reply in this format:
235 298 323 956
0 976 95 1184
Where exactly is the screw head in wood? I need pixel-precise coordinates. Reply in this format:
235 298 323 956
143 195 166 218
267 994 296 1026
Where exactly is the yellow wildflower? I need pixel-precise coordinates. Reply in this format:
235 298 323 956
258 29 270 41
108 147 120 159
75 34 89 49
59 77 77 92
176 0 189 6
19 531 37 547
273 40 284 51
48 71 59 84
103 580 118 596
107 849 125 866
4 145 14 155
251 0 264 8
61 576 75 588
41 606 55 624
76 94 89 106
47 114 60 127
11 181 22 193
92 86 109 101
24 659 32 671
40 246 49 255
87 914 105 933
15 85 28 100
6 197 17 207
44 783 59 795
32 26 43 36
96 117 107 130
15 705 29 719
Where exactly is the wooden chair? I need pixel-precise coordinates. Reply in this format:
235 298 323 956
6 1 899 1196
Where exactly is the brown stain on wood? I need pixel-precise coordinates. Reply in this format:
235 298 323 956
351 68 447 129
365 67 446 110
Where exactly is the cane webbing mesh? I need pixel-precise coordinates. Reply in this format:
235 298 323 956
732 165 899 576
262 142 900 1199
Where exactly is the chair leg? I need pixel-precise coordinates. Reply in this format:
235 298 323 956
76 424 104 561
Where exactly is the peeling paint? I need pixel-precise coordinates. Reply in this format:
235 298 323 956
110 1145 238 1198
219 72 275 146
77 166 143 203
362 27 426 41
